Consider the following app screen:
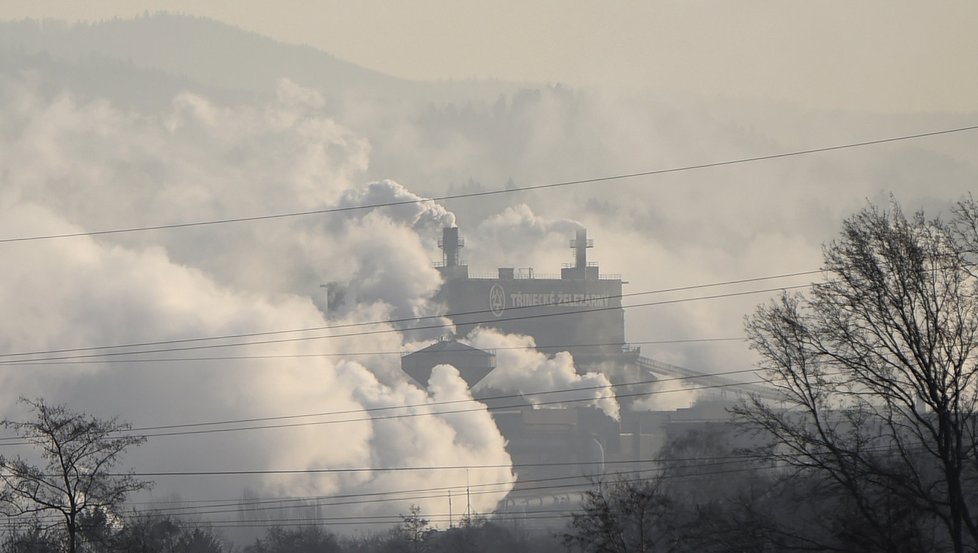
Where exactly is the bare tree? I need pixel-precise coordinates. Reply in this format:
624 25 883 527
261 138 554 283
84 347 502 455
564 476 677 553
737 201 978 553
390 504 434 553
0 398 149 553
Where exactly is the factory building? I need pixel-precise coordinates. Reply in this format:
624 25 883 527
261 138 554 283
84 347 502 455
399 225 759 516
401 338 496 388
403 228 643 484
433 226 631 369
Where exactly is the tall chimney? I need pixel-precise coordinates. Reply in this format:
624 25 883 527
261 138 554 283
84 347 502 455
442 227 461 267
575 229 588 269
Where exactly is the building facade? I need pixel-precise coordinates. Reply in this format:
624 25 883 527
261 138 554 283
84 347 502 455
434 226 627 368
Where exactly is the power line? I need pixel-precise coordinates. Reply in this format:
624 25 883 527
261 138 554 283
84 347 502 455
0 440 934 534
3 457 773 522
134 474 600 512
0 366 749 441
128 367 765 433
3 444 909 528
126 471 660 518
123 451 895 524
130 451 806 520
0 337 746 367
0 282 810 366
0 275 809 442
0 269 816 361
35 440 911 518
1 125 975 245
132 377 777 442
0 466 671 528
135 378 772 440
0 373 775 446
0 462 792 530
0 276 806 441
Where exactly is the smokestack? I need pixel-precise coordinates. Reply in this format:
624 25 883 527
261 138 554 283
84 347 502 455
574 229 592 269
437 226 468 280
441 227 463 267
562 228 596 281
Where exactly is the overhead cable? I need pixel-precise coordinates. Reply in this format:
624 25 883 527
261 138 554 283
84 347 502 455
2 125 975 245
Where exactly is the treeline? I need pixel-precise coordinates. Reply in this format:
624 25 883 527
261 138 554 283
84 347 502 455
2 417 975 553
1 420 945 553
0 509 565 553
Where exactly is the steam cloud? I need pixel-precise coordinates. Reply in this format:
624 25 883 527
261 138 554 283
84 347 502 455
0 78 514 520
467 328 620 420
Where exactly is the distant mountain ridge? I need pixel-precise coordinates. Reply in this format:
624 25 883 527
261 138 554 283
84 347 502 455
0 14 412 97
0 13 522 103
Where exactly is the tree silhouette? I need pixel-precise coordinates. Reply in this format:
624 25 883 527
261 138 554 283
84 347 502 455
737 200 978 553
0 398 149 553
564 476 676 553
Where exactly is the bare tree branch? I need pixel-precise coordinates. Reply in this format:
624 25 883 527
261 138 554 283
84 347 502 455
0 398 149 553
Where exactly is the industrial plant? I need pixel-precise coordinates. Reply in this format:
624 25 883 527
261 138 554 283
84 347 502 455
401 225 761 513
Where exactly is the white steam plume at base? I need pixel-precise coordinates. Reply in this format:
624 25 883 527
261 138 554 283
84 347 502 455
466 328 620 420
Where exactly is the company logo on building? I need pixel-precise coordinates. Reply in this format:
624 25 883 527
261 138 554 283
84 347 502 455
489 283 506 317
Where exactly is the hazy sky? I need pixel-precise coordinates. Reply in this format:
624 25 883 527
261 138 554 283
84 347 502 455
2 0 978 533
4 0 978 113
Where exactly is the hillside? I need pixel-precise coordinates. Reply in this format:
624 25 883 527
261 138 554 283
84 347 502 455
0 13 524 104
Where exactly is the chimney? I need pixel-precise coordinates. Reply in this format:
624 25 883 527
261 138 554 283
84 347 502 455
574 229 592 268
441 227 462 267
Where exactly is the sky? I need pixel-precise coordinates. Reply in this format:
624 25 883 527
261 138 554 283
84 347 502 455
3 0 978 112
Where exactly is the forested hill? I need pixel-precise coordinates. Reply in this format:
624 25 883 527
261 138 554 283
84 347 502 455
0 13 519 104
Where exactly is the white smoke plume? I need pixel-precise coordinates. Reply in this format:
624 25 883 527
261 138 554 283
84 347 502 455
337 179 456 232
630 379 702 412
464 204 584 271
1 77 448 324
0 78 513 523
465 328 620 420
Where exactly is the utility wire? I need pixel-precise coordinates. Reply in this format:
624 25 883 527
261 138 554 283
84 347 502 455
0 270 817 361
131 367 764 433
132 377 778 441
129 453 809 520
0 374 776 446
130 472 632 512
0 274 809 441
0 466 685 527
1 124 975 245
0 337 746 367
126 473 657 518
130 470 662 514
0 462 807 530
0 282 810 365
4 458 778 522
3 445 906 527
132 369 759 432
0 365 761 442
0 342 758 440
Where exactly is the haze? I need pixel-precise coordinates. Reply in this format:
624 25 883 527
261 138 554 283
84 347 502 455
0 2 977 546
6 0 978 112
